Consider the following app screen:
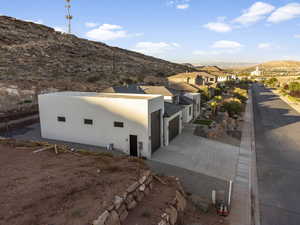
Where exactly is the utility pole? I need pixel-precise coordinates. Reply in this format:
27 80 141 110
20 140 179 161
65 0 73 34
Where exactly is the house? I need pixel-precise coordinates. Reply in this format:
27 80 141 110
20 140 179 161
38 92 167 159
167 72 204 86
167 72 217 86
184 93 201 119
102 85 197 123
217 74 237 82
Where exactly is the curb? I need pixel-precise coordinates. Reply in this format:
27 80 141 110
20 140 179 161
249 88 261 225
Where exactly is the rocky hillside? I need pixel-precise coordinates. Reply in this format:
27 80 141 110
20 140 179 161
0 16 191 87
237 60 300 76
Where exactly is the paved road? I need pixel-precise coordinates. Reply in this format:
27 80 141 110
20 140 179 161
252 84 300 225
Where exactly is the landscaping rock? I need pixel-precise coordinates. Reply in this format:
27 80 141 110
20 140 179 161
105 210 120 225
139 184 146 191
93 210 109 225
176 191 187 212
166 206 178 225
139 176 147 184
126 199 137 210
126 181 139 193
114 196 123 209
119 208 128 222
135 190 145 202
158 219 168 225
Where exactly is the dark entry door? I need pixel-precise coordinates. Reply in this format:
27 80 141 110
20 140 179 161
129 135 138 157
151 110 161 153
169 116 180 142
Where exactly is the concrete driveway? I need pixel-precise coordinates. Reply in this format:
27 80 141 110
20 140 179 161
152 125 239 181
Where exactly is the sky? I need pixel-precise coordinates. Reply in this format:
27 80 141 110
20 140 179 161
1 0 300 64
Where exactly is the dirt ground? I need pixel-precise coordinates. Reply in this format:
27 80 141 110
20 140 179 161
0 142 147 225
183 201 229 225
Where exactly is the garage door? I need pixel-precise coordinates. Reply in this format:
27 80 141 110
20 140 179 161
169 116 180 142
151 110 161 153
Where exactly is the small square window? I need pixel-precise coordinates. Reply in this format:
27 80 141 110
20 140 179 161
84 119 93 125
57 116 66 122
114 121 124 128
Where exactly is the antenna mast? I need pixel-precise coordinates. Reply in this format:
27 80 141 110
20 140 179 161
65 0 73 34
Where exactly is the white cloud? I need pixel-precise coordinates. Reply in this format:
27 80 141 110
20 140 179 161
258 43 271 49
86 24 128 41
53 26 66 33
268 3 300 23
86 24 142 41
212 40 243 49
132 42 180 56
203 22 232 32
234 2 275 25
167 0 190 10
85 22 99 28
294 34 300 38
176 4 189 9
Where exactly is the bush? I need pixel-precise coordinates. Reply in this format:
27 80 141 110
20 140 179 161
288 82 300 98
266 78 278 88
223 100 242 117
233 88 248 103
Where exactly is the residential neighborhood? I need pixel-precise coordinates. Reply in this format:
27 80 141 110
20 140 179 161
1 1 300 225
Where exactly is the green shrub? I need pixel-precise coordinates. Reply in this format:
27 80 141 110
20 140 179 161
288 82 300 98
194 119 213 126
266 78 278 88
223 100 242 116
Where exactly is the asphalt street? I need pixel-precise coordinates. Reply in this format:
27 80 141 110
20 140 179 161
252 84 300 225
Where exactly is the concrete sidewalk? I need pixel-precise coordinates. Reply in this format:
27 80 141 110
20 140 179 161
228 88 259 225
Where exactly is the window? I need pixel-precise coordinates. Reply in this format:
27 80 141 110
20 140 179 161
210 78 214 82
57 116 66 122
189 107 192 116
84 119 93 125
114 121 124 128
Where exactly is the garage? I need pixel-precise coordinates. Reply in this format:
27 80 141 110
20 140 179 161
163 102 183 146
169 115 180 142
151 110 161 153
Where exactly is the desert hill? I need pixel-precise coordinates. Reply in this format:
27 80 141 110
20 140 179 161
0 16 192 88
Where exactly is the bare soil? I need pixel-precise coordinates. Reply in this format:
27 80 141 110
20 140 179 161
123 177 178 225
0 143 147 225
183 200 229 225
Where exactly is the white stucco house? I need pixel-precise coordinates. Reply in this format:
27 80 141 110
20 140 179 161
184 93 201 120
38 92 166 159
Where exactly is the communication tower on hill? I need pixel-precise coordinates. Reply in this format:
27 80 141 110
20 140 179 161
65 0 73 34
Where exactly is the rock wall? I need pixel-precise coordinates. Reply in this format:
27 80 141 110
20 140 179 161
93 171 187 225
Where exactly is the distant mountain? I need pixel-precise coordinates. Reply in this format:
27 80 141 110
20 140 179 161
0 16 192 89
230 60 300 76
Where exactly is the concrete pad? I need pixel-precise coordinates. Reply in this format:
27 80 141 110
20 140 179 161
152 127 239 181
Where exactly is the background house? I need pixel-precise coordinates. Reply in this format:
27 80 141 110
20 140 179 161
38 92 165 159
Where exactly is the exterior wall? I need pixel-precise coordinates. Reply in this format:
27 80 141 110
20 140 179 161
185 93 201 119
182 105 193 123
147 97 165 159
163 96 173 103
38 94 164 158
163 111 183 146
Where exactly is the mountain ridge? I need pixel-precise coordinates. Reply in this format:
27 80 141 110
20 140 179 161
0 16 192 88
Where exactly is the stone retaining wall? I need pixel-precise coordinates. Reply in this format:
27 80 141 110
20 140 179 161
157 179 187 225
93 170 154 225
93 171 187 225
